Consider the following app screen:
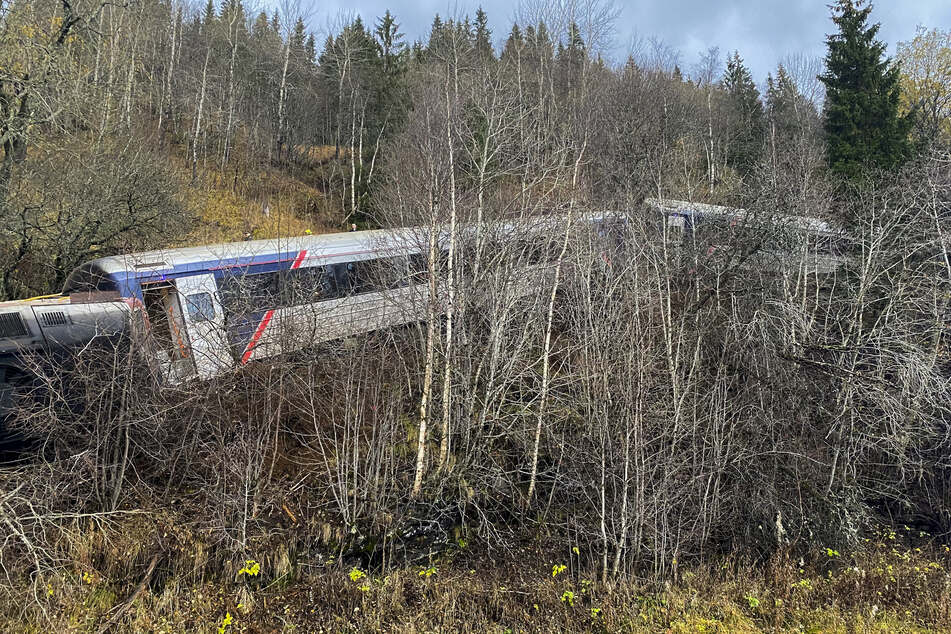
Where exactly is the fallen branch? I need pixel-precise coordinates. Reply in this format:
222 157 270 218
95 553 160 634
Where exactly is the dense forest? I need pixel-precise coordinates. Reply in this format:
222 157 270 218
2 0 951 630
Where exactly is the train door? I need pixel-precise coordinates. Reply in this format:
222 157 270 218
141 283 196 382
175 274 234 379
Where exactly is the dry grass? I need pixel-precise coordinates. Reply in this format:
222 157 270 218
159 137 351 248
293 144 351 167
2 519 949 633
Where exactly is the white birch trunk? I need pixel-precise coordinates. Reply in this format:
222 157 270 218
192 48 210 181
438 69 458 470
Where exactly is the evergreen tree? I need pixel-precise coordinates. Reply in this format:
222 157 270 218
220 0 245 25
375 10 405 74
722 51 765 175
203 0 215 26
374 10 410 133
427 14 448 58
410 41 425 65
556 22 586 101
501 23 523 63
305 34 316 65
767 65 818 140
473 7 494 63
291 17 307 52
251 11 269 39
818 0 913 179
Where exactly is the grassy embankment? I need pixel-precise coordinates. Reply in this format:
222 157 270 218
175 144 350 247
4 521 950 632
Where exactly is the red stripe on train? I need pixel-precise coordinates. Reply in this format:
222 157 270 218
291 250 308 270
239 250 307 365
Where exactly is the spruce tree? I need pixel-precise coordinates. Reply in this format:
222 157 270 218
766 65 818 141
203 0 215 25
722 51 765 175
374 10 405 73
427 15 447 58
818 0 913 179
474 8 494 63
374 11 410 132
501 23 523 62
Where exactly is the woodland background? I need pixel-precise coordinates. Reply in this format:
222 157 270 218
2 0 951 630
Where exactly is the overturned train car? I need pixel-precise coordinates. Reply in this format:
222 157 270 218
0 217 614 409
0 202 845 411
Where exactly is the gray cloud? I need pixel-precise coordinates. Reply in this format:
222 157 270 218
306 0 951 81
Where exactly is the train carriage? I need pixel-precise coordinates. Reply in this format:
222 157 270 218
1 215 603 403
0 203 839 410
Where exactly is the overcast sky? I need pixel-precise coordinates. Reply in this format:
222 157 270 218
306 0 951 82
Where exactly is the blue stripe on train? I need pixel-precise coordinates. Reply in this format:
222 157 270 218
105 251 300 357
108 251 299 301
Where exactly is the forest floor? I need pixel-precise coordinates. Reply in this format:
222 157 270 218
4 521 949 633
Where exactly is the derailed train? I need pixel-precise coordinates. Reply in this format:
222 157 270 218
0 201 844 409
0 214 618 407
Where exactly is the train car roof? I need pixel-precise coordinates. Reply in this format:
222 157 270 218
646 198 844 237
79 212 614 278
82 226 423 276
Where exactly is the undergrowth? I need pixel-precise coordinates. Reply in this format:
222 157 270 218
3 520 949 632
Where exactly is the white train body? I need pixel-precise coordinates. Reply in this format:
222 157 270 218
0 203 843 407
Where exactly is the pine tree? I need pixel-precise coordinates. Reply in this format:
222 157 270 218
722 51 765 175
291 17 307 52
427 14 447 58
374 10 410 132
251 11 269 39
305 34 316 65
818 0 913 179
556 22 586 100
203 0 215 25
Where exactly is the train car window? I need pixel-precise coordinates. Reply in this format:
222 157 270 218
217 275 242 311
436 248 451 274
690 217 735 248
810 234 845 257
349 260 376 294
409 253 429 283
600 218 627 249
517 239 553 265
185 292 216 322
282 265 333 305
362 256 412 289
383 256 412 288
331 263 350 296
218 271 280 314
323 257 415 296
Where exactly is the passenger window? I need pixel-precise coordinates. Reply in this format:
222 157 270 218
516 239 547 265
383 256 411 288
283 266 332 305
409 253 429 283
332 263 350 295
218 271 280 314
185 292 216 322
348 261 368 293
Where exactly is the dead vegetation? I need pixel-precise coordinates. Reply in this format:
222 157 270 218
2 0 951 631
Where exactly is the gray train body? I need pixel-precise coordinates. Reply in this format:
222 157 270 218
0 203 844 411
